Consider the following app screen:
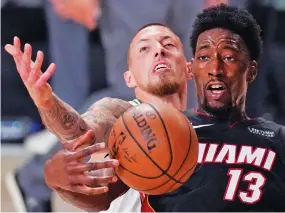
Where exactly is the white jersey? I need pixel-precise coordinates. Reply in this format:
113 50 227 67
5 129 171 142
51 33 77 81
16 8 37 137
100 99 142 213
100 189 141 212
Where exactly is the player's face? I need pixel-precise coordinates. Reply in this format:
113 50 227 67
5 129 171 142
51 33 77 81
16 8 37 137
126 25 189 97
191 28 257 113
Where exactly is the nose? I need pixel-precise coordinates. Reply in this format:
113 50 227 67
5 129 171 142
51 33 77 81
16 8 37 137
154 43 166 58
208 57 223 78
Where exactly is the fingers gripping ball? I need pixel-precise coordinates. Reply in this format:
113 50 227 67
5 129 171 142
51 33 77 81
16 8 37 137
108 103 198 195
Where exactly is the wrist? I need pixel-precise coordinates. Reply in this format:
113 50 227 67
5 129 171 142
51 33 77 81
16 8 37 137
36 93 56 110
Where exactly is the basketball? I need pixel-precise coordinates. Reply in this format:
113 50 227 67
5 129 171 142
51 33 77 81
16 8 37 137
108 102 198 195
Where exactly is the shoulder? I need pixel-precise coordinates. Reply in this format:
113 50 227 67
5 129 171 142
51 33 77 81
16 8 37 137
256 118 285 148
89 97 132 110
255 118 285 138
87 97 133 118
128 99 141 106
182 109 196 120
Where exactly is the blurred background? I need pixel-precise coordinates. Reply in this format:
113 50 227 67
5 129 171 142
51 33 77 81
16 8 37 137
1 0 284 212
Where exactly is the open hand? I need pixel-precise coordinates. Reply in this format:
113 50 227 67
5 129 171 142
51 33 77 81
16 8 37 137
5 37 56 109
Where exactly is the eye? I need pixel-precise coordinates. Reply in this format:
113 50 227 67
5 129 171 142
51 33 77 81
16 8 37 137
139 46 148 52
164 43 175 47
224 56 235 62
197 55 210 61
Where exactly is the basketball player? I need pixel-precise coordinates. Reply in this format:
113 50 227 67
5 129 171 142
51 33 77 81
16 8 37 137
142 4 285 211
5 23 192 211
45 4 285 212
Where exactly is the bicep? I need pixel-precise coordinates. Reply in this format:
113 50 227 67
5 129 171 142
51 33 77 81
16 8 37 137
88 97 132 118
82 97 133 142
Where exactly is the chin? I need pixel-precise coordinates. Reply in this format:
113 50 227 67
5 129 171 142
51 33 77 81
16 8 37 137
204 101 231 115
147 81 180 97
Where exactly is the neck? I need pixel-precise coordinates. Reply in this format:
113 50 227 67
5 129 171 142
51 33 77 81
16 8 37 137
135 84 187 111
198 104 249 124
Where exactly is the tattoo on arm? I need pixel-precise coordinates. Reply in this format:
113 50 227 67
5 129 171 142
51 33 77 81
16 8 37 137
82 98 132 144
38 96 132 145
38 95 90 144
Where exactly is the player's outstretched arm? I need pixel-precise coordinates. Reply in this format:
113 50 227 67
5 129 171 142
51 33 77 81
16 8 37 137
38 95 132 148
5 37 85 143
5 37 132 146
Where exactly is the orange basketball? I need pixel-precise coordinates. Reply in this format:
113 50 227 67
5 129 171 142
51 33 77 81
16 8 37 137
108 102 198 195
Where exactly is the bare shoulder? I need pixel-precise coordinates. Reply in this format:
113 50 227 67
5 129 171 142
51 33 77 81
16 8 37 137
87 97 133 118
81 98 133 142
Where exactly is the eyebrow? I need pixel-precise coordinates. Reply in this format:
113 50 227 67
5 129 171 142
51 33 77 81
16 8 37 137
197 43 210 51
220 44 240 52
137 38 150 44
197 42 240 52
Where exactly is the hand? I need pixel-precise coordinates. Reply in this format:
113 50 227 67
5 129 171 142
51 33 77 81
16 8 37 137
44 130 119 195
5 37 56 109
204 0 228 7
55 187 111 212
50 0 100 30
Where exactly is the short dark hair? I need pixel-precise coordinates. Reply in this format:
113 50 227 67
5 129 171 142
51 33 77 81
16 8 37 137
136 23 170 35
190 4 263 61
128 23 174 66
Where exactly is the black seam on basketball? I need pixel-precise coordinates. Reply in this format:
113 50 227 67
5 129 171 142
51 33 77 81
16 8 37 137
149 103 196 182
118 114 167 179
120 104 182 184
119 104 196 193
168 117 193 181
147 103 173 172
121 111 179 182
148 119 197 193
162 118 196 193
118 164 162 179
141 120 194 193
121 174 177 193
116 115 165 179
166 162 197 193
169 166 196 192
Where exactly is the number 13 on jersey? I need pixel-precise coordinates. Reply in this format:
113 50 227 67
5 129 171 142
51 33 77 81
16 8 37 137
224 169 266 204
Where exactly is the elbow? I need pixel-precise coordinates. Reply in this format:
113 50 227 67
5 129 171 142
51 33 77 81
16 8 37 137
43 159 56 190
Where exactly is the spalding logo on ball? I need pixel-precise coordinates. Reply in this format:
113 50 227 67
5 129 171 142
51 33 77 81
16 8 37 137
108 102 198 195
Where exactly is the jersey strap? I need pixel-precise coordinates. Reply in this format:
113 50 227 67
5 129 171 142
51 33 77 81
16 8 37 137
128 98 142 106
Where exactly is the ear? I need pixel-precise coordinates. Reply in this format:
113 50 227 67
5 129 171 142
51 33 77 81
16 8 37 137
247 60 258 83
124 70 137 88
186 59 194 80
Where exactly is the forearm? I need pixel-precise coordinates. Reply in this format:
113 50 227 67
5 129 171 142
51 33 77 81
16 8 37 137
38 94 90 144
55 180 129 212
55 188 108 212
38 95 132 145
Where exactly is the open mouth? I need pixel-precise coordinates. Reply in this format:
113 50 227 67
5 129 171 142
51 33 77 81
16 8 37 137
152 62 171 73
207 83 226 94
155 64 168 70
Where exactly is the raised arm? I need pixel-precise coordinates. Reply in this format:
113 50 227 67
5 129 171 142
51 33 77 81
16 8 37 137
5 37 132 146
5 37 135 211
39 95 132 147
